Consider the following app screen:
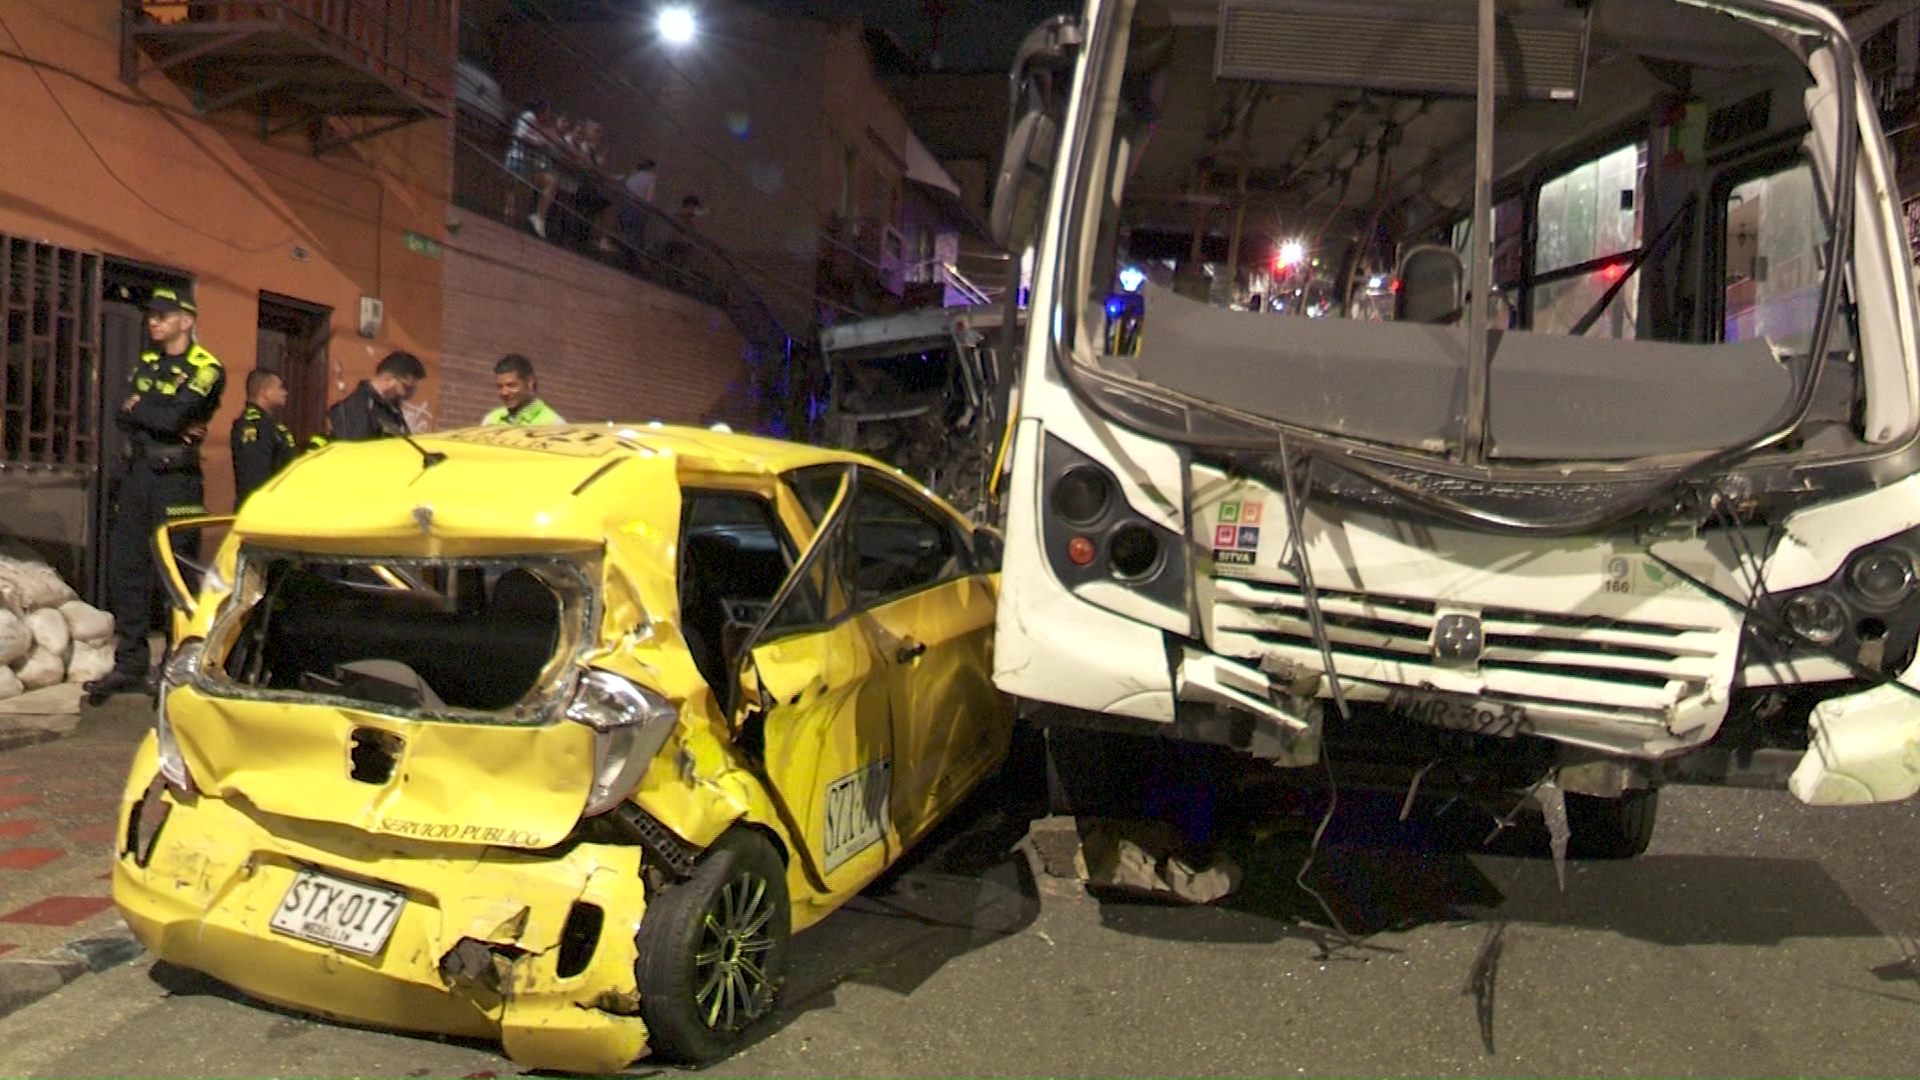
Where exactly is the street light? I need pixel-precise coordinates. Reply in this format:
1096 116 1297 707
658 5 697 46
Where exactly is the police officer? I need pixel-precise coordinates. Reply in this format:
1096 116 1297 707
85 285 226 700
327 350 425 441
229 367 295 507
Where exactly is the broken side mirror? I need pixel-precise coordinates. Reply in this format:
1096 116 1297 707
990 111 1058 251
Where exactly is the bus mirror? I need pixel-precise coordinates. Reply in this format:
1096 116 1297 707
990 110 1058 250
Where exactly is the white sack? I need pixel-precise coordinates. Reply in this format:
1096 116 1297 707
59 600 114 644
0 557 77 614
15 645 64 690
0 610 30 667
25 607 69 662
64 640 115 685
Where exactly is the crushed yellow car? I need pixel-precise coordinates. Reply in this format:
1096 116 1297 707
112 423 1014 1073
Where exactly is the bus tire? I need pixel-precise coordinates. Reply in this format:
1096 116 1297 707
1565 787 1658 859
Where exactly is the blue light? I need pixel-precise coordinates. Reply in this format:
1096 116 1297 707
1105 297 1125 317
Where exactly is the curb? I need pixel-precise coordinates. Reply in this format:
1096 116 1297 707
0 919 144 1021
0 713 82 756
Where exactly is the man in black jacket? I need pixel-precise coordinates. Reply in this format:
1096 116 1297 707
230 368 296 507
327 350 425 441
85 285 226 700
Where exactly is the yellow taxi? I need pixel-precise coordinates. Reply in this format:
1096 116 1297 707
112 423 1014 1073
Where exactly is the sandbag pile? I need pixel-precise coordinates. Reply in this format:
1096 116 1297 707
0 556 115 700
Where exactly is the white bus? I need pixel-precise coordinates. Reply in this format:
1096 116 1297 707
988 0 1920 855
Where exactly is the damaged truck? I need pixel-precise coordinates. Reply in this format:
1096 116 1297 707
989 0 1920 857
819 303 1020 522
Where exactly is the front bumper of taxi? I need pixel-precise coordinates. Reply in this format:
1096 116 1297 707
111 737 651 1076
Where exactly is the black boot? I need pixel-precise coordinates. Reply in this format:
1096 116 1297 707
84 669 149 705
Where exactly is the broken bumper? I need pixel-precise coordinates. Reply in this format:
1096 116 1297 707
1788 681 1920 805
110 737 651 1075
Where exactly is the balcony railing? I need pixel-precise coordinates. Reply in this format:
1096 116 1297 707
451 108 806 435
123 1 452 151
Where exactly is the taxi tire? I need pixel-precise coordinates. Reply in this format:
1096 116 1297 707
634 829 791 1064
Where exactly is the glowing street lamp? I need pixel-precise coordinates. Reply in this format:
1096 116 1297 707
1276 239 1306 270
658 5 697 46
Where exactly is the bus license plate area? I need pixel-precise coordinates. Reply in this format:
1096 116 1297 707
268 869 406 957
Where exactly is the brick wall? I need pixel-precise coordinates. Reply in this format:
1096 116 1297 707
440 208 756 430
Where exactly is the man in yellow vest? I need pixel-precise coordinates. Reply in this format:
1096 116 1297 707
483 353 565 425
86 285 226 701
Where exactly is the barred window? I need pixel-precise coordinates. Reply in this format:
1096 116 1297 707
2 235 101 468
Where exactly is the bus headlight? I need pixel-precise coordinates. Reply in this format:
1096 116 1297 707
1783 591 1848 646
1053 467 1114 526
1847 548 1915 609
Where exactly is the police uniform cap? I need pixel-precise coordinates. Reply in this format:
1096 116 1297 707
146 286 197 315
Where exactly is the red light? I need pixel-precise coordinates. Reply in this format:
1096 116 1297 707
1389 277 1402 293
1067 536 1097 566
1601 261 1627 283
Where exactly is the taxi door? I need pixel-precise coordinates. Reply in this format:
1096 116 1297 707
842 477 1008 847
735 471 899 907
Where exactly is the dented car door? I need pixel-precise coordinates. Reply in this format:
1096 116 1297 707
735 472 899 903
844 476 1007 846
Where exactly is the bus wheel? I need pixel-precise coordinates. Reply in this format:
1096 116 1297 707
1565 787 1658 859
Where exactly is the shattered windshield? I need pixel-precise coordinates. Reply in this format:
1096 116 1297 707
1061 0 1857 468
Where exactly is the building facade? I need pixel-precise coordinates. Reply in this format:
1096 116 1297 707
0 0 455 596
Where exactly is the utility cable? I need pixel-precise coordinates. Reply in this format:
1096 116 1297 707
1274 428 1361 948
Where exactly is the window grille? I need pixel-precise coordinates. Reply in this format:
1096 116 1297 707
2 234 102 469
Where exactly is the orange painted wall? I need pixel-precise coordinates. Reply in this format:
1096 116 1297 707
0 0 450 512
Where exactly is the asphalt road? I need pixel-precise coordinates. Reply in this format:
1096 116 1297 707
1 757 1918 1078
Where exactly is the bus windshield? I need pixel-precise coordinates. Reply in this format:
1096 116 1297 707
1052 0 1862 479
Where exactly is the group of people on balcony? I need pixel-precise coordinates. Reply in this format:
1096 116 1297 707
505 100 610 244
504 100 706 270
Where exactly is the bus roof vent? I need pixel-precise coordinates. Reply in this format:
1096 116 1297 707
1216 0 1591 103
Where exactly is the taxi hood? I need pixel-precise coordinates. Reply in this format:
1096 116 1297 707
238 427 680 555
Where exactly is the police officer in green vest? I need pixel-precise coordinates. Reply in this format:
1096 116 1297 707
229 367 296 507
86 285 227 701
483 353 565 425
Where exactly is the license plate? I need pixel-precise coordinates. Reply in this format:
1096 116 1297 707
269 869 406 957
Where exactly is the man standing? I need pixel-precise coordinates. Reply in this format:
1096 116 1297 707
85 285 226 700
229 368 296 507
483 354 566 425
327 350 426 441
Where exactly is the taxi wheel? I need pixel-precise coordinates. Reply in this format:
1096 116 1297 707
634 829 791 1064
